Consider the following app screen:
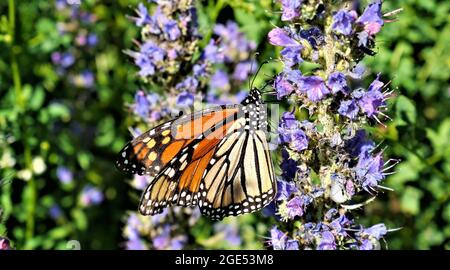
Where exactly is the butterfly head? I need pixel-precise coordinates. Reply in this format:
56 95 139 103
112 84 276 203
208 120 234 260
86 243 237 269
241 88 263 105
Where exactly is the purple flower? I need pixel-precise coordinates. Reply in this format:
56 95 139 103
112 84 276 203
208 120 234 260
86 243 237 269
214 22 256 63
164 20 181 41
359 239 374 250
0 237 11 250
357 80 385 117
176 76 199 92
332 10 357 36
176 91 194 107
280 149 297 182
126 238 147 250
286 196 304 218
327 72 349 94
193 63 207 77
268 28 298 47
297 76 329 102
346 180 355 197
278 112 309 151
56 166 73 184
278 111 298 143
135 42 165 77
338 100 359 119
317 231 336 250
202 40 224 64
357 0 384 35
345 129 375 157
276 179 299 201
280 0 302 21
362 223 387 240
299 27 324 49
210 70 230 91
273 74 294 99
233 61 254 81
80 185 104 206
355 152 385 190
270 226 299 250
330 215 352 236
134 91 150 118
291 129 309 151
214 223 242 247
153 225 186 250
78 70 95 88
54 52 74 68
281 46 303 67
87 33 98 46
136 3 151 26
49 204 63 220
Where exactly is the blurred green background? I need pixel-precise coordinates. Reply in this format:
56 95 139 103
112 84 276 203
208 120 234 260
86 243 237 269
0 0 449 249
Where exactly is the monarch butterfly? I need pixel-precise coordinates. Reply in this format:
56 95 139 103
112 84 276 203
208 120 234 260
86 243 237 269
116 88 276 220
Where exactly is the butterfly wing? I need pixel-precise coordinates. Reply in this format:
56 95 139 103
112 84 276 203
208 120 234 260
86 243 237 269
116 105 242 215
118 95 277 219
116 105 240 176
198 125 277 220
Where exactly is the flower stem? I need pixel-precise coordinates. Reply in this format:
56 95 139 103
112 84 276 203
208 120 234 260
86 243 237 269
8 0 24 110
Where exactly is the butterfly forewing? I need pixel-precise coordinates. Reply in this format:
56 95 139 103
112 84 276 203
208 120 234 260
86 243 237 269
116 89 276 220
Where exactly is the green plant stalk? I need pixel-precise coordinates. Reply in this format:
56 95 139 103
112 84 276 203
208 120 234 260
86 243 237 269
8 0 36 244
8 0 23 109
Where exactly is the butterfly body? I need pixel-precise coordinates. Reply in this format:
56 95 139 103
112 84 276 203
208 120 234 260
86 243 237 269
116 89 276 220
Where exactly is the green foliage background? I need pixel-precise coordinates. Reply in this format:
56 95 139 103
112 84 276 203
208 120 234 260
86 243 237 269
0 0 449 249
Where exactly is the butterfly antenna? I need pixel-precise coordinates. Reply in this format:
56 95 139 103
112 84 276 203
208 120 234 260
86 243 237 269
251 60 270 90
248 52 260 90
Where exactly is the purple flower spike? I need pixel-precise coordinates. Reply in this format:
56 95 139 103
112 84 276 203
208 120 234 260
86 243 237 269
332 10 357 36
357 0 384 35
297 76 330 102
268 28 298 47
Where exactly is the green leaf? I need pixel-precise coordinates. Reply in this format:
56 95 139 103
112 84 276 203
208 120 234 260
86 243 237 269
48 103 71 122
71 209 87 231
395 95 416 126
29 87 45 111
426 118 450 158
400 186 423 215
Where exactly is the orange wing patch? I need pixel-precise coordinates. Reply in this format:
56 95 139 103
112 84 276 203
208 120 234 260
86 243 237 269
175 108 239 140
